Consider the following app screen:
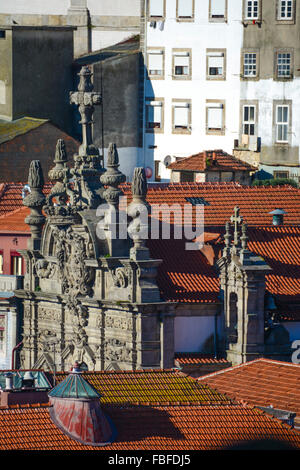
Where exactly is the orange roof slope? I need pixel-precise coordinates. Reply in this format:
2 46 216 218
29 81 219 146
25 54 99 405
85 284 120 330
198 358 300 416
54 369 230 405
0 403 299 450
0 207 30 233
1 182 300 225
168 150 256 172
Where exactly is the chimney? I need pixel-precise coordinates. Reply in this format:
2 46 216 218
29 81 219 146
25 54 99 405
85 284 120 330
0 371 51 407
269 209 286 226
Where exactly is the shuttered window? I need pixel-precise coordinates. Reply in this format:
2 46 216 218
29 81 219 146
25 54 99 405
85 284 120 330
148 51 163 76
149 0 164 17
178 0 193 17
207 104 223 130
211 0 226 18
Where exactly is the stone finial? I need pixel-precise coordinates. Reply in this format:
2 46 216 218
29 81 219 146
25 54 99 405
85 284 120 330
70 66 101 158
28 160 45 189
240 222 248 251
23 160 46 249
132 167 148 200
230 206 243 252
128 167 150 260
100 143 126 209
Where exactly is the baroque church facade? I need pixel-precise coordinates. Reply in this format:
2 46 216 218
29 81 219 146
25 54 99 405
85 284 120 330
15 66 291 372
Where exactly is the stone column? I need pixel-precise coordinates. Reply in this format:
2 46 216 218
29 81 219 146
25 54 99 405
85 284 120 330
67 0 91 57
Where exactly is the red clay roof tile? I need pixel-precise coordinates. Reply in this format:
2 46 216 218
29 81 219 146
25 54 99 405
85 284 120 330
167 150 257 172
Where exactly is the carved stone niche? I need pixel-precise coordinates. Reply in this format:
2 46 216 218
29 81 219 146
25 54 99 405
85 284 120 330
104 337 132 365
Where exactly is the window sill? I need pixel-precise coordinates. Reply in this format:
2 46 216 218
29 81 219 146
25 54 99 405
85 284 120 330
275 19 295 25
209 17 227 23
146 128 164 134
172 128 191 135
206 129 225 136
206 75 226 81
274 76 293 81
176 17 195 22
148 74 165 80
172 75 191 80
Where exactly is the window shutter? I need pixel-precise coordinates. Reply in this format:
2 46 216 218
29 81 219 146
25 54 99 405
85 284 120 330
153 105 162 123
174 55 189 67
208 56 224 68
174 105 189 127
148 53 163 72
207 104 223 128
211 0 226 16
150 0 164 16
178 0 193 17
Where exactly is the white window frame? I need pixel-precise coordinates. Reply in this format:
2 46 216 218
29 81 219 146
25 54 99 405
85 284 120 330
0 252 3 274
243 52 257 78
273 170 289 179
276 51 292 78
147 49 164 79
244 0 260 20
176 0 194 20
209 0 227 22
146 99 164 133
206 101 225 135
278 0 293 19
0 328 4 352
206 50 226 80
242 105 256 136
172 100 191 134
276 105 289 143
148 0 165 19
172 49 191 80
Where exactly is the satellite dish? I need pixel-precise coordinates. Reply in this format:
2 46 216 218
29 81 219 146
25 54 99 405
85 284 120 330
164 155 172 167
145 167 153 179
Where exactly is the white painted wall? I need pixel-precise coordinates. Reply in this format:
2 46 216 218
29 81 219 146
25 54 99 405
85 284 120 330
144 0 244 181
92 31 138 51
174 316 221 353
0 0 70 15
87 0 140 16
241 78 300 166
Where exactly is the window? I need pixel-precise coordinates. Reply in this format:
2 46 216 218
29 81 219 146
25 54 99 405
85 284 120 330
274 171 289 179
242 105 256 135
244 0 259 19
172 100 191 134
146 99 164 132
0 251 3 274
149 0 165 18
177 0 194 20
278 0 293 19
0 30 5 39
209 0 227 21
206 101 225 134
276 51 292 78
147 49 164 78
11 253 23 275
276 105 289 142
155 161 161 181
243 52 257 78
0 329 4 352
0 315 5 352
172 50 191 79
207 50 226 79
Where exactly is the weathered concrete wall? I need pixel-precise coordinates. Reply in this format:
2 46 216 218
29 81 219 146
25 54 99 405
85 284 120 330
11 27 74 134
241 1 300 169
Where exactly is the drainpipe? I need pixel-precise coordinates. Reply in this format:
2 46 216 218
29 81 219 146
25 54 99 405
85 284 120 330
11 340 23 370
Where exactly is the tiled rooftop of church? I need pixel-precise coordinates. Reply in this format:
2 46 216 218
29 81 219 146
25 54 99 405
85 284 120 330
0 183 299 312
198 358 300 417
0 368 300 450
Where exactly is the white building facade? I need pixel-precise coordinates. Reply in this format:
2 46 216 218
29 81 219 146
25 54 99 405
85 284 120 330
141 0 300 183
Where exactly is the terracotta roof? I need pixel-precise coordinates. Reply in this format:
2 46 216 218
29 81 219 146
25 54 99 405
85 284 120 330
0 183 299 307
0 207 30 233
0 402 299 450
198 358 300 416
1 182 300 226
175 354 230 365
0 117 48 145
167 150 257 172
53 369 231 406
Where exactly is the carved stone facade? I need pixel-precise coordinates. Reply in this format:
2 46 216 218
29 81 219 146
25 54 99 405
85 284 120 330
217 207 291 365
15 66 175 372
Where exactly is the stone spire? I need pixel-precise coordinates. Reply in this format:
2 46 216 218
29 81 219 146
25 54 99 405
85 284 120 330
100 143 126 210
23 160 45 250
128 167 150 261
230 206 243 254
70 66 101 159
69 65 104 208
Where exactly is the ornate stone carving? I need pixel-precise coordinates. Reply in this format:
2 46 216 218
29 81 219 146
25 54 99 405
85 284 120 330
39 307 61 322
100 143 126 209
105 315 133 331
104 338 131 363
23 160 45 248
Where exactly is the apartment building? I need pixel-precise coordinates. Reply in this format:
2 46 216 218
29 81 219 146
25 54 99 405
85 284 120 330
141 0 300 183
